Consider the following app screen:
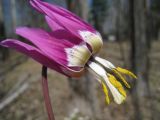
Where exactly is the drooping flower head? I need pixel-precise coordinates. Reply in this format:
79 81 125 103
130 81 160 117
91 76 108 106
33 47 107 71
0 0 136 118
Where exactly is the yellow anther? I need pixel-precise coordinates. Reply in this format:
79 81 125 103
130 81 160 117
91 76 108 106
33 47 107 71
101 80 110 104
112 69 131 88
108 74 127 97
116 67 137 79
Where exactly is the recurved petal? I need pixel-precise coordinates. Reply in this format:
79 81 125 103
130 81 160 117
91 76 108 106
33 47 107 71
0 39 84 78
16 27 73 65
0 39 62 73
16 27 91 68
45 15 63 31
30 0 96 37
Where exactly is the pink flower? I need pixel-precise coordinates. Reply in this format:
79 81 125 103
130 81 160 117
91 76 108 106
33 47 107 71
0 0 136 119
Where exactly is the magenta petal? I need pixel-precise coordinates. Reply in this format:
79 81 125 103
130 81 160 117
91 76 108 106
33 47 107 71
16 27 73 64
0 39 61 71
0 39 84 77
45 15 63 31
45 15 82 44
30 0 43 13
0 39 85 77
30 0 96 38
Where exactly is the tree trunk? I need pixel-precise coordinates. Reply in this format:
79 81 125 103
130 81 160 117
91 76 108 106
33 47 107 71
130 0 152 120
1 0 16 60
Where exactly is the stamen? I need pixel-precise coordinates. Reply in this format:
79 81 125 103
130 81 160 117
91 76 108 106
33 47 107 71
101 80 110 104
88 61 125 104
116 67 137 79
108 74 126 97
112 69 131 88
93 57 131 88
94 56 115 69
102 76 125 104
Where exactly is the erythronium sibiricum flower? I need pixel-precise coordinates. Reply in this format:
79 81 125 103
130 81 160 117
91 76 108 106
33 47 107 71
0 0 137 119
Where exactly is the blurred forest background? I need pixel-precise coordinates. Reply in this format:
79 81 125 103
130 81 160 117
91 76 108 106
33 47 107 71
0 0 160 120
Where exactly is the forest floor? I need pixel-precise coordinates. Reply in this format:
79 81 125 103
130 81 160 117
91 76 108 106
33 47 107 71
0 41 160 120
